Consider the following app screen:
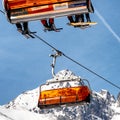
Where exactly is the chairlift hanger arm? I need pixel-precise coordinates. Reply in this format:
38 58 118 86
50 50 62 77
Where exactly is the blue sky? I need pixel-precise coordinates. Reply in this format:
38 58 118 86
0 0 120 105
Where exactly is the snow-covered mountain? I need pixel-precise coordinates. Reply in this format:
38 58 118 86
0 70 120 120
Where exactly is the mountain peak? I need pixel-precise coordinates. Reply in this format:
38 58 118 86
99 89 115 103
47 69 80 83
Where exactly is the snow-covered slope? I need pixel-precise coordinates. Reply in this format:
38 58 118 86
0 106 57 120
0 70 120 120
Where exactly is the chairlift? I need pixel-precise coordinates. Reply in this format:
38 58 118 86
38 51 91 109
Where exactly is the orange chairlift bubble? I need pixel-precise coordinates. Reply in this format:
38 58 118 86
3 0 94 23
38 51 91 109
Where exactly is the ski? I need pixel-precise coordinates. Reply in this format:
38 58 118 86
44 26 63 32
67 22 97 29
25 31 36 38
74 24 91 29
54 28 63 32
17 29 36 39
17 29 29 39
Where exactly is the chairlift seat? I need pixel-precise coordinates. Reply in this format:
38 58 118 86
38 78 91 109
3 0 93 23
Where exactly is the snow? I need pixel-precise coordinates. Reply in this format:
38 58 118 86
41 69 84 91
41 79 82 91
0 107 57 120
46 70 81 84
111 105 120 120
112 114 120 120
50 69 80 80
4 88 39 110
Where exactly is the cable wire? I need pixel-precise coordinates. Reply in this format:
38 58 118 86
32 33 120 90
33 33 61 53
63 53 120 90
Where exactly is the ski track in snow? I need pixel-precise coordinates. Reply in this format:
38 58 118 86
0 112 14 120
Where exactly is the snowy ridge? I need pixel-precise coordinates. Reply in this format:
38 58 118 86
0 106 57 120
42 70 84 91
0 70 120 120
4 88 39 110
46 69 80 83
